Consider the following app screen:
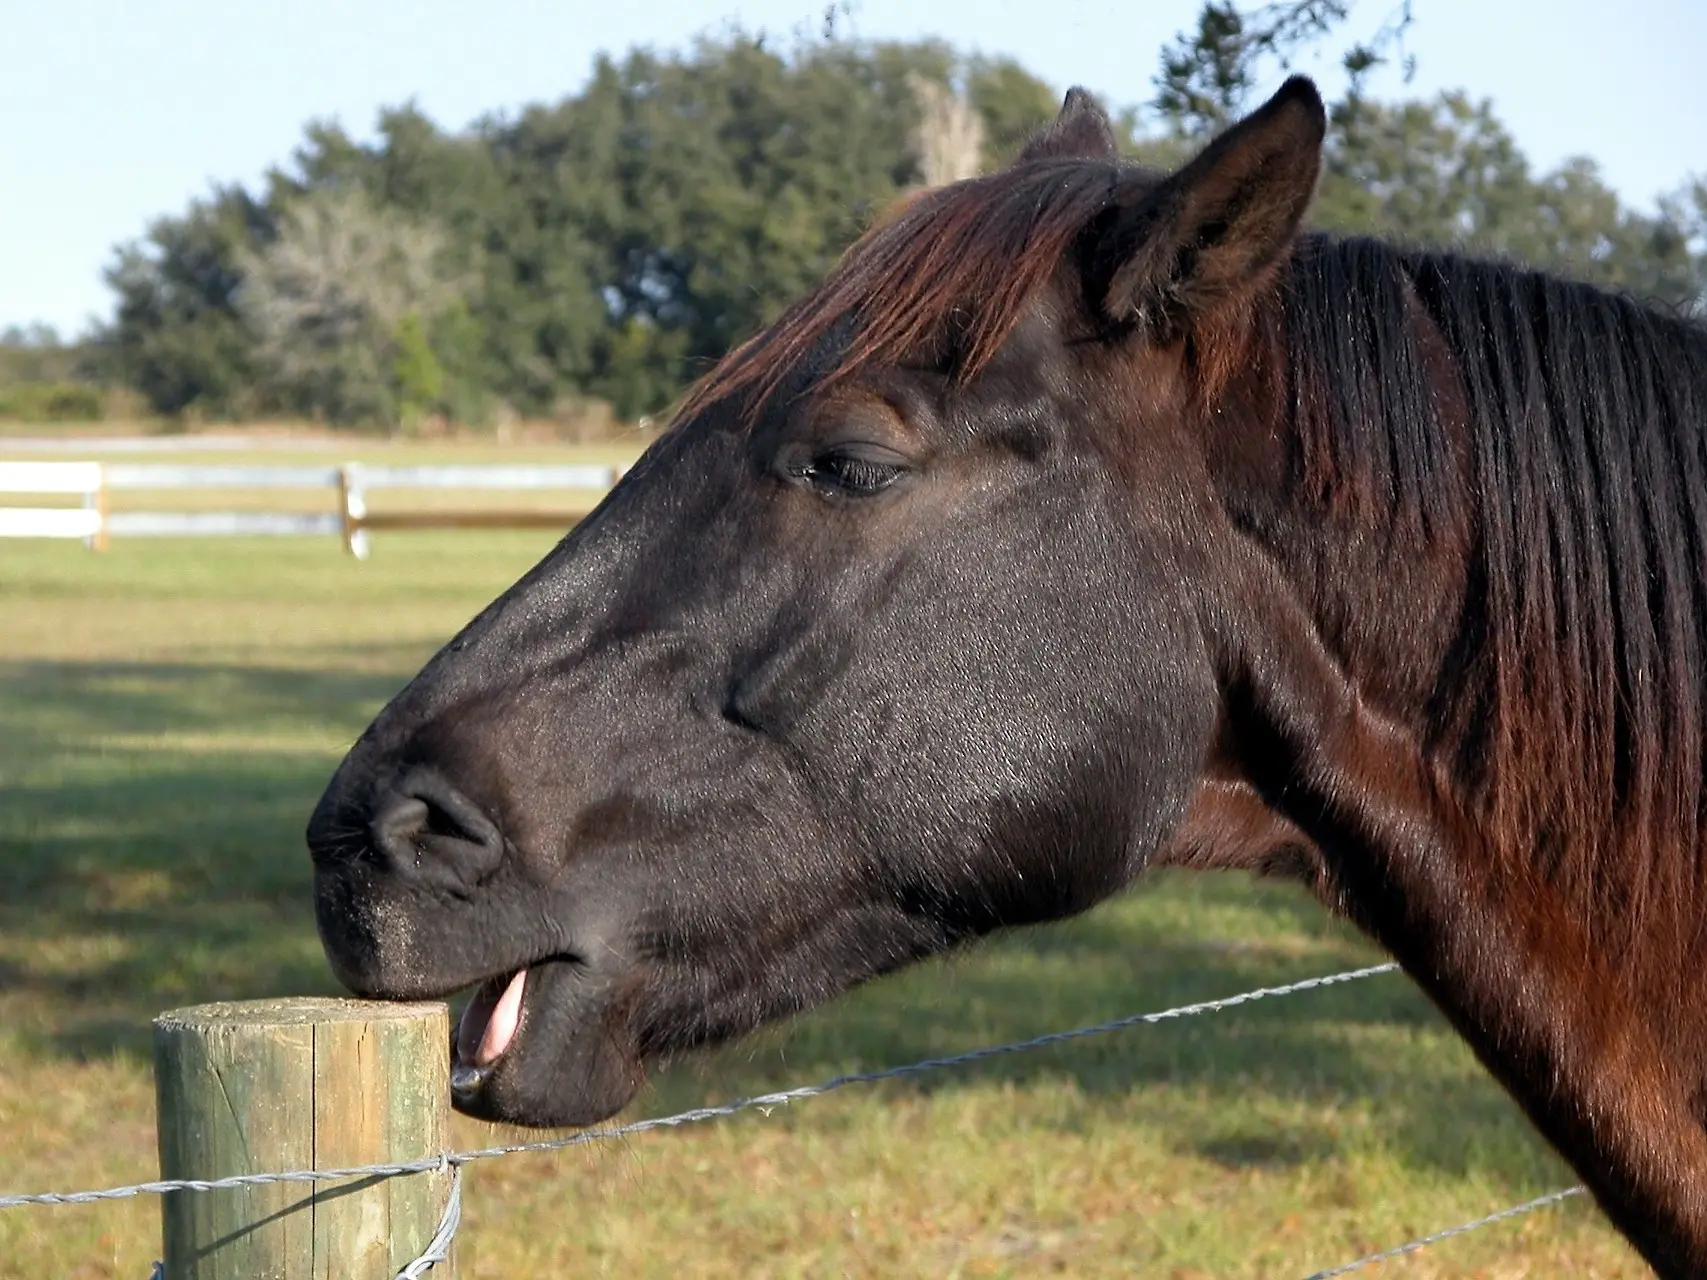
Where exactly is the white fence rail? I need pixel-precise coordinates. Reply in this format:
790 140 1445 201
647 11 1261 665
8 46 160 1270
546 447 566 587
0 461 107 546
0 461 621 558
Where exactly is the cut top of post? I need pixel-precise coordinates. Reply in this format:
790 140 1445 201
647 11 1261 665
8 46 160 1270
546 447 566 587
156 996 444 1030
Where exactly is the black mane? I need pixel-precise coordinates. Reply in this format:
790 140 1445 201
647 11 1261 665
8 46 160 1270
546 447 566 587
1282 233 1707 932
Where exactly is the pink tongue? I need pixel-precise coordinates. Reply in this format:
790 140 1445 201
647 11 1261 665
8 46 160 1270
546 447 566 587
458 969 527 1067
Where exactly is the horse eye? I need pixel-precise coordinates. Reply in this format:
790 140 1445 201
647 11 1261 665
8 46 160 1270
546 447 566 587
794 449 908 497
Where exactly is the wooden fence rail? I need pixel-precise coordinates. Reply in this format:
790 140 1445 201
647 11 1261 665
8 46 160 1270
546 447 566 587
0 461 621 558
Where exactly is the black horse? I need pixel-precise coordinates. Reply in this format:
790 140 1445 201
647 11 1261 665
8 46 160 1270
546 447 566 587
308 77 1707 1275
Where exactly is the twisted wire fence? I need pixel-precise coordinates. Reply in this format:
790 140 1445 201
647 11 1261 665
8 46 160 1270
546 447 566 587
0 961 1590 1278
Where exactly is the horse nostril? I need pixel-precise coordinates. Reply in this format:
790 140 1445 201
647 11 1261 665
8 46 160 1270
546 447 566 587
372 793 431 856
371 768 506 885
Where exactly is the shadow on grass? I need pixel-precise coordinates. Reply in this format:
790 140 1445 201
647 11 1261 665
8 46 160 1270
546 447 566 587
0 657 1551 1188
0 659 399 1060
2 657 412 745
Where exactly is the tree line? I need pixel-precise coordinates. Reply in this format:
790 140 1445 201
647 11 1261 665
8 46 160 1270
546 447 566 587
10 2 1706 429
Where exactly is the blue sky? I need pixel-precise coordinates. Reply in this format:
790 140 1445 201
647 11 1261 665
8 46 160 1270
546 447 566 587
2 0 1702 335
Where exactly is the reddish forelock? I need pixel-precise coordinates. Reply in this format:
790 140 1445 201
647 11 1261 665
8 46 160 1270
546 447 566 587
674 160 1122 425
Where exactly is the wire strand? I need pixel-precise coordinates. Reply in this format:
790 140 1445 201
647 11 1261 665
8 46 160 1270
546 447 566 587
13 961 1594 1278
1 962 1398 1208
1302 1185 1587 1277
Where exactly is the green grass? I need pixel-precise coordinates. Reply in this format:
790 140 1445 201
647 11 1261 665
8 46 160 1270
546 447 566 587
0 504 1648 1276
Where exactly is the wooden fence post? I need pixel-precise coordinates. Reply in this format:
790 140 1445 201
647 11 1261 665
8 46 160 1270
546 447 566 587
339 464 370 560
153 998 454 1279
87 462 108 552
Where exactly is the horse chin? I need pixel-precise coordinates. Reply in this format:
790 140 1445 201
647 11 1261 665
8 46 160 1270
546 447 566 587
447 954 645 1128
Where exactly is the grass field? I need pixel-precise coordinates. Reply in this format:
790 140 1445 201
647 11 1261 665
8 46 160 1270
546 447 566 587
0 439 1649 1277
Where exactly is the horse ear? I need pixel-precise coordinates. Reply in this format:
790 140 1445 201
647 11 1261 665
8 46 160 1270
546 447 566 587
1018 87 1118 163
1088 76 1325 338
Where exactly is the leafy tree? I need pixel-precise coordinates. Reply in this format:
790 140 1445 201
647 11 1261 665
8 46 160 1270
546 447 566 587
273 104 566 418
429 299 497 426
1154 2 1705 313
0 322 108 422
472 70 629 412
0 322 61 349
1657 180 1707 313
0 324 75 383
1153 0 1414 137
967 57 1062 169
238 187 467 426
100 186 273 418
1315 93 1706 310
392 311 445 431
1525 163 1706 312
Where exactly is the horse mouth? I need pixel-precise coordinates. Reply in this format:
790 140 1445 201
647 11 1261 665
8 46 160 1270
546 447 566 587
450 961 546 1101
455 968 528 1073
439 946 644 1127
